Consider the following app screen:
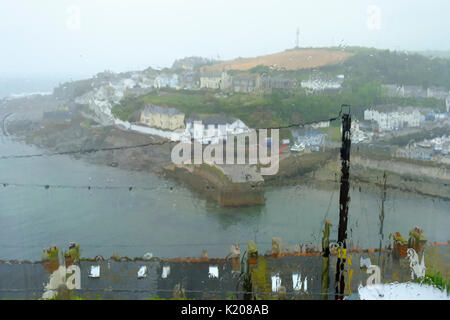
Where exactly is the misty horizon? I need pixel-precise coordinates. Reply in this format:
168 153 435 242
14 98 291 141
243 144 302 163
1 0 450 80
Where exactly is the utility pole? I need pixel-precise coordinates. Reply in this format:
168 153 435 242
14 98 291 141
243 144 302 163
335 111 351 300
296 28 300 48
378 172 387 266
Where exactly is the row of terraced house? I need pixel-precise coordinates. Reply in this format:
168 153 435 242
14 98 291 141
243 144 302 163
199 72 297 93
382 84 450 112
139 104 251 144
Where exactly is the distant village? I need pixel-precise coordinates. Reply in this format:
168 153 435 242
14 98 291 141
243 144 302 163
45 56 450 163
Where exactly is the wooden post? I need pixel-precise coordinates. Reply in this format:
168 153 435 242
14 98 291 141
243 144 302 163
335 112 351 300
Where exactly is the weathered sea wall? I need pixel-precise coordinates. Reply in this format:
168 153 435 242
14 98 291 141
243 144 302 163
163 164 266 207
264 149 337 185
351 154 450 181
310 151 450 199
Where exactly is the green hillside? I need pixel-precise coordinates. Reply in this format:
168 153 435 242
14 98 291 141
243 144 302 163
110 47 448 131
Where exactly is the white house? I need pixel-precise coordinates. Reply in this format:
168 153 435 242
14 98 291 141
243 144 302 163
446 94 450 113
310 121 330 129
200 72 232 90
140 75 157 89
384 84 449 101
154 74 179 89
301 75 344 93
364 107 421 131
184 116 250 144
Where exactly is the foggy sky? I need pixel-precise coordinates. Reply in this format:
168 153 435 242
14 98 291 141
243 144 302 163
1 0 449 79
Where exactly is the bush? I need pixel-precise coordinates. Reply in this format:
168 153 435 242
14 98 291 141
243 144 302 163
414 269 449 293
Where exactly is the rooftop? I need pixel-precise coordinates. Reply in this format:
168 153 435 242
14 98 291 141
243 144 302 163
187 115 236 125
1 243 448 299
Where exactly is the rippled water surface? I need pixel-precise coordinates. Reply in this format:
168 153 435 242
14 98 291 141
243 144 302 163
0 139 448 260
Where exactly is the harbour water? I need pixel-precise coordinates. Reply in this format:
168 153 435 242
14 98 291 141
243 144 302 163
0 138 449 261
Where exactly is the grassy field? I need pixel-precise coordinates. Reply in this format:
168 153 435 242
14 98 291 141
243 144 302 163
112 89 300 129
112 87 444 141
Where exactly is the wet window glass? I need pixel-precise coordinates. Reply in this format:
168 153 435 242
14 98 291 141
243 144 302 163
0 0 448 301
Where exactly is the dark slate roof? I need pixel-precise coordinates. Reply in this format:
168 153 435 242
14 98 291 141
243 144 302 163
0 246 432 300
186 115 236 125
0 262 49 299
200 72 222 78
0 260 237 300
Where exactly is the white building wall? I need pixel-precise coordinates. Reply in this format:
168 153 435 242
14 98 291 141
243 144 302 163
364 109 421 132
113 119 182 141
184 119 251 144
364 109 375 121
200 77 221 89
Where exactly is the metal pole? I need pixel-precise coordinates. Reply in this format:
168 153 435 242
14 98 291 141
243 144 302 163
335 112 351 300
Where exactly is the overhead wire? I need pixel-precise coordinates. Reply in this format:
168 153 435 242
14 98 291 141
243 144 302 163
0 104 350 160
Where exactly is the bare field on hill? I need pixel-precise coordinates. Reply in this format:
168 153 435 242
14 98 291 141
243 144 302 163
201 49 354 72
